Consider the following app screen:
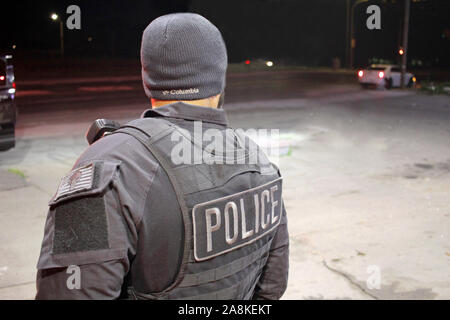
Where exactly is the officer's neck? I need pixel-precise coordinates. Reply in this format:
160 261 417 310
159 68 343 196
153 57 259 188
151 94 220 109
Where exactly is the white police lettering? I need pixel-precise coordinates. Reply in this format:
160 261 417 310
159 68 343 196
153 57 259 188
224 201 239 245
260 189 270 230
205 208 221 253
240 198 254 239
270 185 279 224
193 178 283 261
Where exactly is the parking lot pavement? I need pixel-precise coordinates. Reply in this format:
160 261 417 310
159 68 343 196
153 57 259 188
229 92 450 300
0 136 85 299
1 84 449 299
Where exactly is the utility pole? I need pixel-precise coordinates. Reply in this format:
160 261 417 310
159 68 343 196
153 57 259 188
51 13 64 58
349 0 368 69
400 0 410 89
59 19 65 58
345 0 350 68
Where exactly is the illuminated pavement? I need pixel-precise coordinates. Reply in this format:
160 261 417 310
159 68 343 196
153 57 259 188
0 70 449 299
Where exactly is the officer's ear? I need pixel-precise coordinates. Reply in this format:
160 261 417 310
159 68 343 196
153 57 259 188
217 92 225 109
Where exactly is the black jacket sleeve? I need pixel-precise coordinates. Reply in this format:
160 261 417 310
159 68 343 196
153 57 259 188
252 201 289 300
35 134 157 300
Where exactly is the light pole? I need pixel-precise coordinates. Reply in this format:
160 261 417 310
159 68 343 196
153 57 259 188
400 0 410 89
51 13 64 57
349 0 368 69
345 0 350 68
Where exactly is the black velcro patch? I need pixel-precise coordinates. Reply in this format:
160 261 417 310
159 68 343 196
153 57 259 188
53 196 109 254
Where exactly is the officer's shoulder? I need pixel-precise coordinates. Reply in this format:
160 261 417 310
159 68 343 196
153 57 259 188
83 129 144 161
81 117 170 161
49 131 151 207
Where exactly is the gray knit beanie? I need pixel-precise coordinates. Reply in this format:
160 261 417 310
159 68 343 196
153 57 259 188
141 13 228 100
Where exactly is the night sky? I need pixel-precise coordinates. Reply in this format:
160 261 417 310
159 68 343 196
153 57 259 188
1 0 449 68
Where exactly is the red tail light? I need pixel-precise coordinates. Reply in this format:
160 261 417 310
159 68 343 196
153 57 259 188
0 75 5 81
358 70 364 77
13 82 16 88
378 71 385 79
245 60 251 65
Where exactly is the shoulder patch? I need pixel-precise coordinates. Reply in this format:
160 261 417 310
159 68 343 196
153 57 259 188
49 160 121 207
54 163 95 201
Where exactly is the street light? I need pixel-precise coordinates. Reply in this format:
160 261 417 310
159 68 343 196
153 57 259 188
400 0 411 89
50 13 64 57
349 0 368 69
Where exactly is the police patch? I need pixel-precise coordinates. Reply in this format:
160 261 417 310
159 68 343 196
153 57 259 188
192 178 283 261
54 163 95 202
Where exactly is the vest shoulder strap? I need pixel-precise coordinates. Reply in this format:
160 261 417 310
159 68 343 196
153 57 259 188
112 122 193 294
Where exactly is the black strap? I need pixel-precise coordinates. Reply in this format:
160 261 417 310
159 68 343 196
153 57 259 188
178 240 272 288
112 125 193 296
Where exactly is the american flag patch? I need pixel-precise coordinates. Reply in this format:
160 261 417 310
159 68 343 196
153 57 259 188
54 163 95 201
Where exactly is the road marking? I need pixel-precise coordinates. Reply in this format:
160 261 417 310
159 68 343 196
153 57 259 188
16 90 52 97
17 75 141 86
77 85 134 92
316 89 415 103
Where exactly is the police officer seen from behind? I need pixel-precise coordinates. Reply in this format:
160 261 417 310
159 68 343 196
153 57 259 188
36 13 289 300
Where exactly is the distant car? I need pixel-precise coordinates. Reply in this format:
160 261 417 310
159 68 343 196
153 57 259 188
0 55 17 151
358 64 416 89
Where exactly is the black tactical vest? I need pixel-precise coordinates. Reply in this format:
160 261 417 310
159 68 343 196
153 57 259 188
115 115 283 300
